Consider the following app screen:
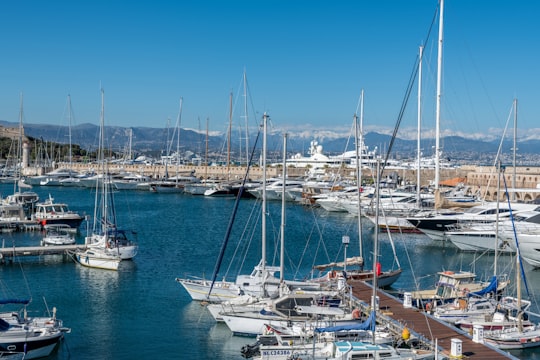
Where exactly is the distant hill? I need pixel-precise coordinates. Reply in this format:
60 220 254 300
2 120 540 164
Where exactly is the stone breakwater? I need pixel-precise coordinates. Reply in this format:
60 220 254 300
21 163 540 202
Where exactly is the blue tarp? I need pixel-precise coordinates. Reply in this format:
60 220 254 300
314 310 376 333
468 275 497 297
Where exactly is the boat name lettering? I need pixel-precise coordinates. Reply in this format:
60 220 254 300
261 350 292 356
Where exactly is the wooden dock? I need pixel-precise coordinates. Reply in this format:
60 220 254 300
349 280 519 359
0 244 86 260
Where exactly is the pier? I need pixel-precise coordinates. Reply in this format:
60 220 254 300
0 244 86 261
349 281 519 359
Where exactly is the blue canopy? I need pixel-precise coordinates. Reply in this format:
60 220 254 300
315 310 375 333
469 275 497 297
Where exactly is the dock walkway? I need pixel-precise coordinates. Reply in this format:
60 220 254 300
349 280 519 359
0 244 86 260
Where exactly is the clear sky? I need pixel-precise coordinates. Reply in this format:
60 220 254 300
0 1 538 141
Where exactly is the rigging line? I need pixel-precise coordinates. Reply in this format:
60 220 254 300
379 0 438 176
207 125 262 299
502 166 530 297
380 55 420 177
224 196 261 278
480 102 514 200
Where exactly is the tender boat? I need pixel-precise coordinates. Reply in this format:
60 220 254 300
41 224 76 246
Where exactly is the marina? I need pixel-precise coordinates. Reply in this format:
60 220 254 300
0 181 538 359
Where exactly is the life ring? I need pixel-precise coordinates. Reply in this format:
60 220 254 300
352 308 361 319
443 271 454 275
328 270 337 279
425 302 432 312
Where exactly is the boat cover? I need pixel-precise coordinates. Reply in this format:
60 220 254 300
469 275 497 297
314 310 375 333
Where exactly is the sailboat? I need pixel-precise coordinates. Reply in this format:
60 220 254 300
3 93 40 222
238 160 435 358
176 113 320 303
73 89 138 270
149 98 199 193
314 91 402 288
0 252 70 358
457 170 540 350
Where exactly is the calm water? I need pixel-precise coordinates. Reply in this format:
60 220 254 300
0 182 539 359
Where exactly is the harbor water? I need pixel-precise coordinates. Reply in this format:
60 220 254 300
0 183 539 359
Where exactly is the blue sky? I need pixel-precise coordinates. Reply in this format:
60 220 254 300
0 1 538 140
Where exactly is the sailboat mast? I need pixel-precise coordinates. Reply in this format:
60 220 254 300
355 90 364 260
371 158 381 344
495 160 501 276
16 93 24 193
434 0 444 191
261 113 268 273
176 97 183 180
67 94 73 167
243 71 250 165
205 118 209 179
280 133 287 284
512 98 517 201
417 45 423 207
99 88 107 235
227 92 232 181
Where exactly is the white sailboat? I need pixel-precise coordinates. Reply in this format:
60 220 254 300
177 113 320 302
462 170 540 350
73 89 137 270
315 92 402 288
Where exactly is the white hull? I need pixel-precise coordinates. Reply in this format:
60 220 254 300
446 232 514 253
113 181 149 190
221 312 358 336
86 234 138 260
75 249 121 270
176 278 242 302
484 327 540 350
508 232 540 267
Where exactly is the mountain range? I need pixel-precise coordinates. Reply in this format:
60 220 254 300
3 120 540 165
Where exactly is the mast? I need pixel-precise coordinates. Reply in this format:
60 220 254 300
371 158 381 344
15 93 24 193
227 92 233 181
205 117 209 179
512 98 517 201
175 97 183 181
67 94 73 168
261 113 269 274
97 88 107 235
355 90 364 260
495 160 501 276
417 45 424 208
280 133 287 285
243 70 250 165
434 0 444 191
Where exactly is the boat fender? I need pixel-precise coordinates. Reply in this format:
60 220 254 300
425 302 432 312
402 327 410 340
352 308 361 319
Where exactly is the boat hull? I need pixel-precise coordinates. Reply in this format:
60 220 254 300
75 250 121 271
0 330 63 359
